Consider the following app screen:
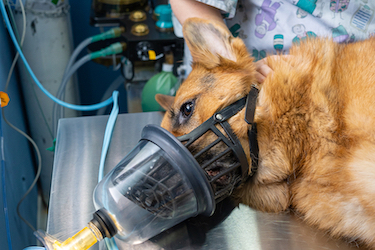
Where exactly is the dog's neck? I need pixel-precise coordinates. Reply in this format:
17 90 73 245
254 83 311 181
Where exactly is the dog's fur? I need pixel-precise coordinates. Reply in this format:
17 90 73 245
155 18 375 248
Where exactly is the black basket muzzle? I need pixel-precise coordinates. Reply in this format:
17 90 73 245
122 88 259 218
177 95 252 203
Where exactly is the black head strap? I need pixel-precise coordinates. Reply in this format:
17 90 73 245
245 86 259 124
245 86 259 176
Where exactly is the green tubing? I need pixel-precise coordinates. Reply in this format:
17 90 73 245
91 27 125 42
90 42 125 59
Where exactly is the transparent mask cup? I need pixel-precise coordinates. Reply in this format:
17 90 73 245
93 125 215 244
36 125 215 250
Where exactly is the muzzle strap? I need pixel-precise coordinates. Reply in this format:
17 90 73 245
245 86 259 124
213 97 246 122
245 86 259 177
248 123 258 176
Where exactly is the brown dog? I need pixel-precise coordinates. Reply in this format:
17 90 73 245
155 18 375 248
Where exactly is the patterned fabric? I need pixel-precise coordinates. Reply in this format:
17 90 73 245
190 0 375 60
330 0 350 13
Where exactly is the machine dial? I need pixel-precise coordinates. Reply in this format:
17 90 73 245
129 10 147 22
131 23 149 36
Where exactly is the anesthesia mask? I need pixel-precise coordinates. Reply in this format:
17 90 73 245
37 87 259 250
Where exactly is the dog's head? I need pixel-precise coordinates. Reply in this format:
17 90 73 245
156 18 259 192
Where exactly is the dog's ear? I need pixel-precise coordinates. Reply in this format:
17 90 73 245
155 94 175 111
183 18 237 68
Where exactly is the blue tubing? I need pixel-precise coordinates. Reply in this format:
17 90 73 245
0 1 113 111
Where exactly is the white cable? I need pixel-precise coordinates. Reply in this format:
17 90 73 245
52 54 92 136
5 0 26 90
63 37 92 77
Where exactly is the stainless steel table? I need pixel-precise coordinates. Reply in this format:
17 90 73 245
47 112 365 250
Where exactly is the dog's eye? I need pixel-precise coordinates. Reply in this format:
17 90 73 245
181 101 194 118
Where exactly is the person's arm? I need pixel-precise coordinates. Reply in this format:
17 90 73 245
170 0 271 83
170 0 227 30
